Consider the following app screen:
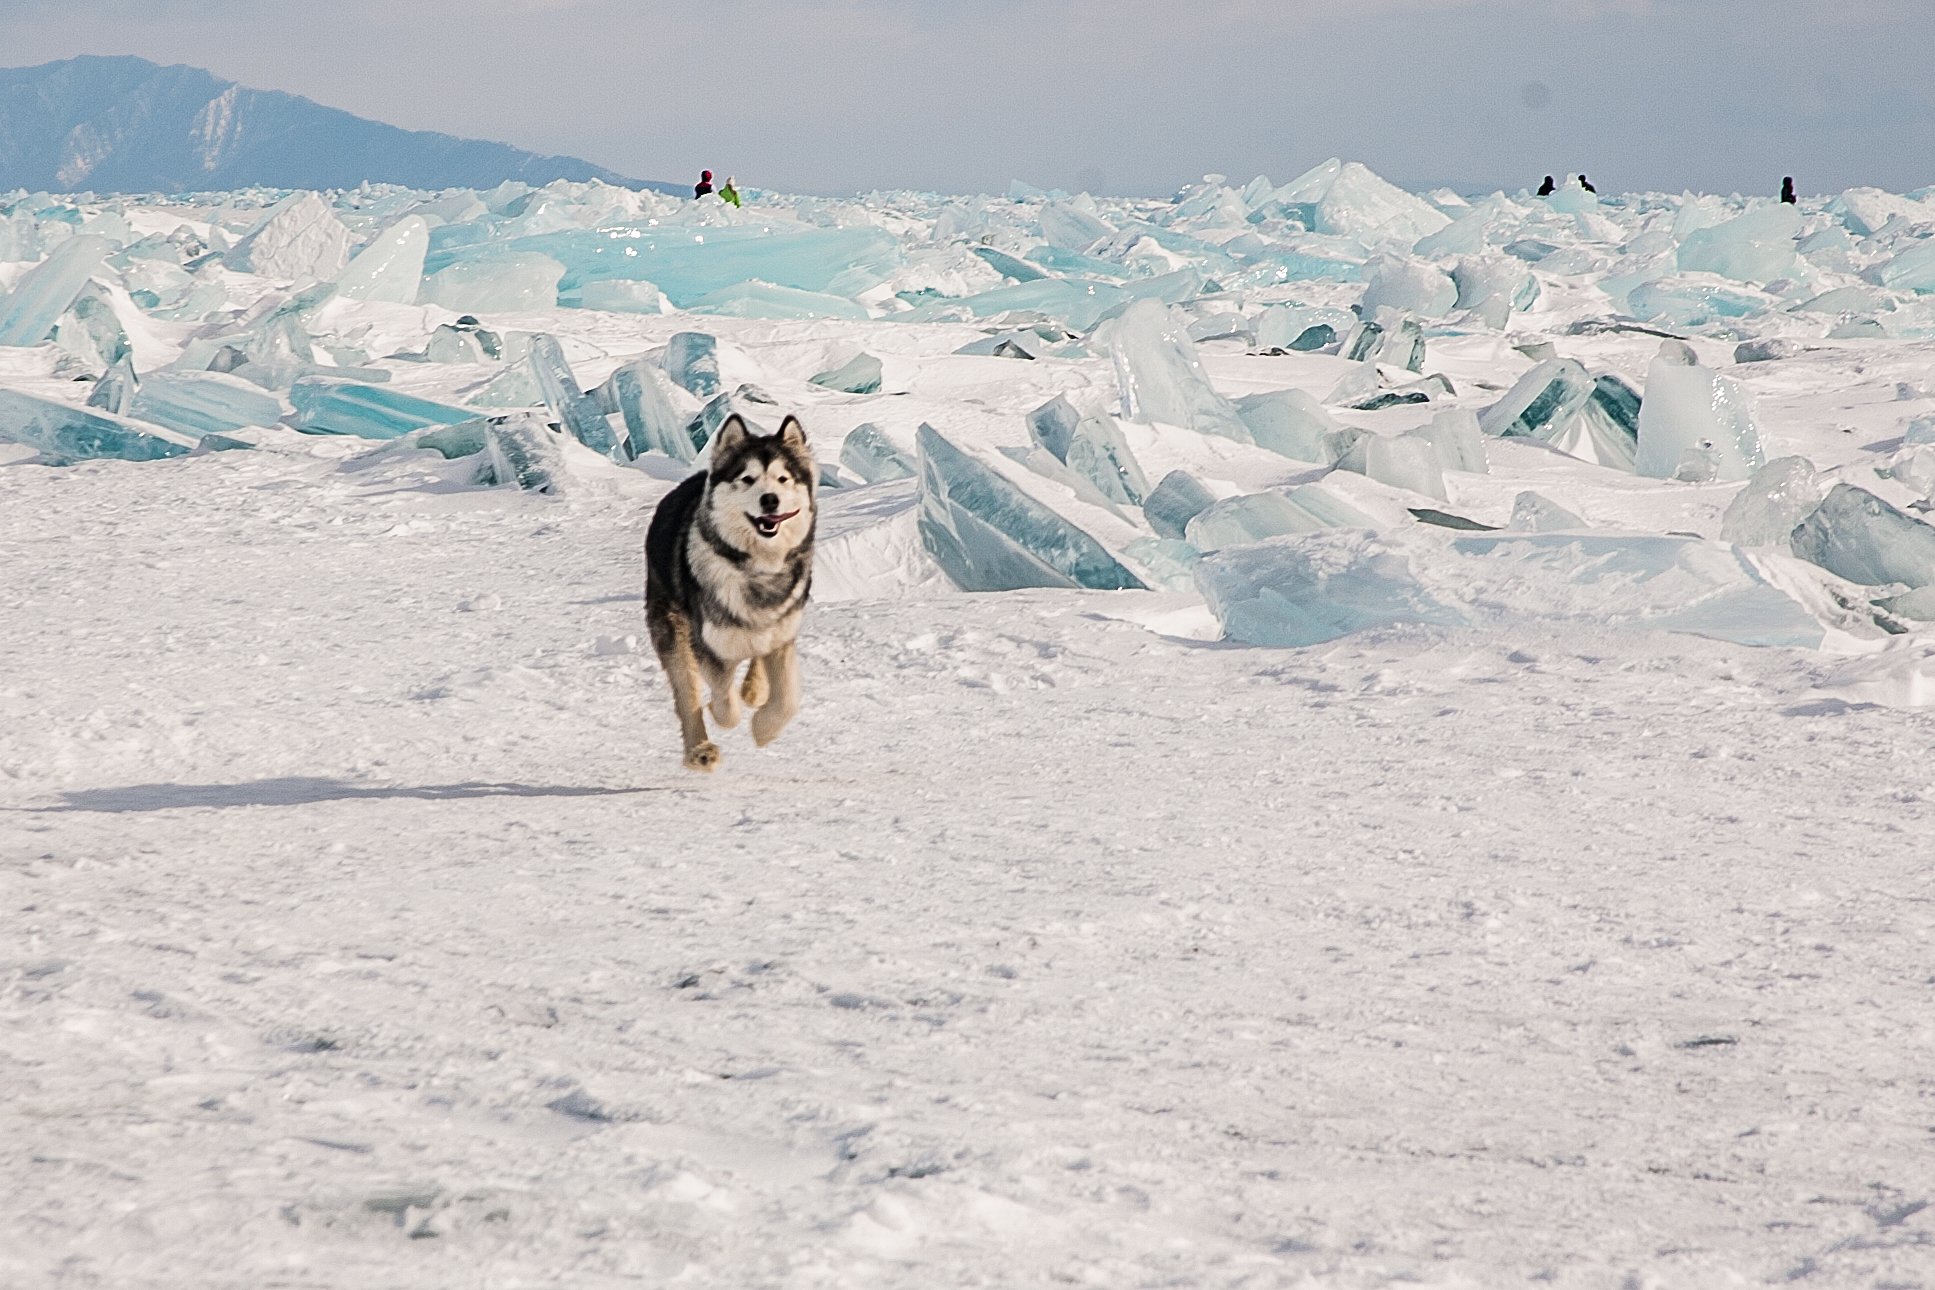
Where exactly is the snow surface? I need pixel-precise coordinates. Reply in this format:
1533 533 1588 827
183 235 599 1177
5 171 1935 1286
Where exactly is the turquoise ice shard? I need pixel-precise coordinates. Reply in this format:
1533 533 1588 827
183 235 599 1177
1720 456 1822 547
689 385 782 454
1451 257 1538 324
1480 359 1594 438
1253 304 1352 351
811 352 883 394
905 278 1127 330
1406 408 1488 474
1144 470 1216 539
1000 444 1127 516
128 373 283 437
1235 388 1339 462
1540 375 1641 471
52 284 129 374
1196 531 1465 648
1123 537 1203 592
1064 412 1149 506
1360 255 1457 317
1634 348 1763 481
971 246 1050 282
1026 395 1081 460
527 333 620 457
376 418 493 461
333 216 429 304
914 423 1145 592
1315 163 1452 243
686 279 868 321
839 422 915 482
228 192 352 283
1038 202 1114 251
1877 240 1935 293
1336 433 1446 501
1325 359 1382 408
577 279 665 313
1790 484 1935 588
1111 297 1250 441
289 379 474 439
664 332 721 399
598 361 694 462
1675 203 1801 284
0 387 196 463
86 355 139 416
0 234 111 347
1186 491 1332 548
1508 491 1586 532
1626 279 1764 326
1382 317 1426 373
483 413 567 493
424 324 488 364
419 252 565 313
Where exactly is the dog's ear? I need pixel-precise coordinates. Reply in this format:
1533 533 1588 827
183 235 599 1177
779 415 807 448
711 415 749 456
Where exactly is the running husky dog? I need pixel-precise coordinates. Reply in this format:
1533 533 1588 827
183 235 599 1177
645 414 816 771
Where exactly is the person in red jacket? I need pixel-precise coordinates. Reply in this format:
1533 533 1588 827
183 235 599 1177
694 170 714 199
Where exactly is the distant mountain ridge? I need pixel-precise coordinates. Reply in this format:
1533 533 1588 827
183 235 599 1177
0 56 678 196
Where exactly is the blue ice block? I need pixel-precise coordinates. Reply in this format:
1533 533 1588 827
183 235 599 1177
0 388 196 464
1195 532 1465 647
971 246 1050 282
664 332 721 399
1235 388 1336 462
419 252 565 313
1634 354 1763 482
1720 456 1821 547
1626 279 1765 326
905 278 1128 331
1026 395 1081 460
1790 483 1935 588
86 355 139 417
599 361 694 462
810 353 884 394
0 234 112 347
1143 470 1216 540
686 279 868 321
290 379 474 439
839 422 915 482
1111 297 1250 440
1064 412 1149 506
527 333 620 457
129 373 285 437
915 423 1144 591
1480 359 1594 438
1675 204 1801 284
483 413 567 493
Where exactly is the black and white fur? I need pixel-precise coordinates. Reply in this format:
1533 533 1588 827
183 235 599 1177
645 414 815 771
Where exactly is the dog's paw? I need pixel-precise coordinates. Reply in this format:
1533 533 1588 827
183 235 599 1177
683 741 722 772
708 694 742 728
740 671 770 709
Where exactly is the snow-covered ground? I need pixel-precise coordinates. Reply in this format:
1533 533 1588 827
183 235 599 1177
5 169 1935 1286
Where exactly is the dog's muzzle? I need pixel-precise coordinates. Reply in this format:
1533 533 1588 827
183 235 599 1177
750 509 799 538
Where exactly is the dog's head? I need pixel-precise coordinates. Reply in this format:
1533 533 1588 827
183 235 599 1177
705 414 816 551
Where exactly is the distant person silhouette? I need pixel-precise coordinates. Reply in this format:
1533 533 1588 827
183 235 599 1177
1578 174 1596 193
1781 176 1797 204
694 170 714 199
1537 175 1555 196
719 176 741 208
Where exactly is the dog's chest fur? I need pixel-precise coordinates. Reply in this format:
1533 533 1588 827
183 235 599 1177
688 517 809 661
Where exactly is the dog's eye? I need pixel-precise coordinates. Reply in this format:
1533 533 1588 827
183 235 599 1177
740 475 754 485
777 475 789 484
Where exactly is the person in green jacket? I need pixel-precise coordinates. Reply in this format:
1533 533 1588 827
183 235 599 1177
719 176 742 208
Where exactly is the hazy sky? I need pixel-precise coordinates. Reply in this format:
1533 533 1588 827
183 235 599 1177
3 0 1931 197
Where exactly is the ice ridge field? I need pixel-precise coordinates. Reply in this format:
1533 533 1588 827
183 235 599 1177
2 166 1934 1287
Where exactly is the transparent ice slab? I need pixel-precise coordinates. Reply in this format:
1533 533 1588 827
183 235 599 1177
1508 491 1586 531
1111 297 1251 441
1480 359 1594 439
1235 388 1339 462
1254 304 1353 352
688 385 782 454
1026 395 1081 461
482 413 567 493
0 387 195 464
811 353 883 394
1335 432 1447 501
1720 456 1822 547
128 373 284 437
664 332 721 399
1144 469 1216 540
914 423 1144 592
1790 483 1935 588
1064 411 1149 506
686 279 868 321
1038 202 1114 251
1406 408 1488 474
1877 240 1935 294
290 378 474 439
1360 255 1457 317
1451 256 1538 321
527 333 620 457
1123 536 1203 592
908 278 1127 331
0 234 111 347
1186 491 1333 549
333 216 429 304
430 224 903 307
577 279 665 314
419 252 565 313
1634 351 1764 481
598 361 695 462
1542 375 1641 471
86 355 139 417
840 422 915 483
1626 279 1765 326
1196 531 1464 647
1315 163 1452 244
1675 204 1802 284
972 246 1050 282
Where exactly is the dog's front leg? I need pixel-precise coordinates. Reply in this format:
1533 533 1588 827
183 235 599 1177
704 655 744 729
654 619 720 771
740 654 771 709
750 641 799 747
